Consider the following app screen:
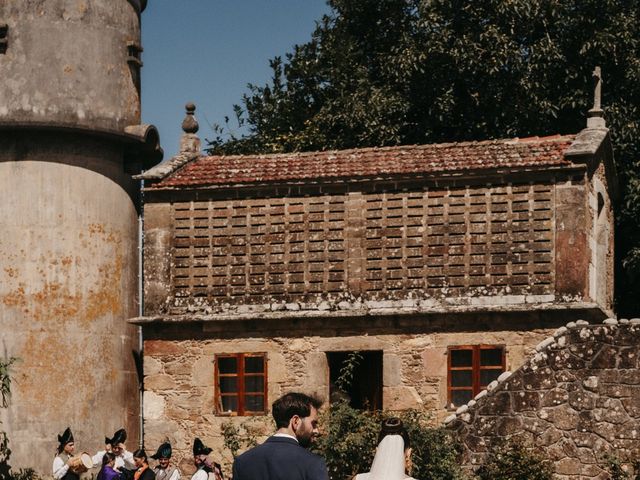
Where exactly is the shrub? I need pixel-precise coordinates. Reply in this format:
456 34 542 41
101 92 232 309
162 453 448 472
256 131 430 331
6 468 40 480
312 401 381 479
221 417 268 459
0 357 39 480
475 441 555 480
601 454 639 480
313 402 464 480
398 410 464 480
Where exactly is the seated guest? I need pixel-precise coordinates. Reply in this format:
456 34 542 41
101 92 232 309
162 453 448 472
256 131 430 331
97 452 120 480
151 442 180 480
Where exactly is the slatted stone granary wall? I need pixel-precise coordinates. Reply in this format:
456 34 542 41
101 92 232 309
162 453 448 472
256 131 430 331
362 183 554 299
165 180 556 312
171 195 348 302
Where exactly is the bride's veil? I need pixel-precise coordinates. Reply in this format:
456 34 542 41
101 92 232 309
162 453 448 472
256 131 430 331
356 434 406 480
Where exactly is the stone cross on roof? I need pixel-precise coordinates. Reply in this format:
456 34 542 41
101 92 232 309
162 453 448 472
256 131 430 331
587 66 606 129
592 66 602 110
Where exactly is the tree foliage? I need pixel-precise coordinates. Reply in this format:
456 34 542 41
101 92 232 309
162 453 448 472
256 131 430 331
208 0 640 314
0 358 38 480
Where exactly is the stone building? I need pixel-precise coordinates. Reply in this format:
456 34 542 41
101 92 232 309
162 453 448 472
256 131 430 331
0 1 160 473
135 102 616 471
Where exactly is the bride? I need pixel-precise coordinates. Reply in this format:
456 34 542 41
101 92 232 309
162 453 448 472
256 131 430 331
353 418 416 480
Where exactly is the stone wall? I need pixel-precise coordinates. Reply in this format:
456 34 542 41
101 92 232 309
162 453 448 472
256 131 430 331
142 316 554 476
446 319 640 478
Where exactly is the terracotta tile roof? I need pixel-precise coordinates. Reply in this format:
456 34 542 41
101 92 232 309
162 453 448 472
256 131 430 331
150 134 576 189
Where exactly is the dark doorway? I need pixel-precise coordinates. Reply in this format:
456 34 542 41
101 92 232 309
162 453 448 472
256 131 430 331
327 350 383 410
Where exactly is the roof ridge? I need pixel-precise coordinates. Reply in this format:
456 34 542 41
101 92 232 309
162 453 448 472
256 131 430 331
202 135 575 161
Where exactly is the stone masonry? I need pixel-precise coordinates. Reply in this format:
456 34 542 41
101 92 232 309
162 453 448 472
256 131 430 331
446 319 640 479
142 317 554 475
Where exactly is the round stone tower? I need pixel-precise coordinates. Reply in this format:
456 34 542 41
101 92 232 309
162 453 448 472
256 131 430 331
0 0 161 473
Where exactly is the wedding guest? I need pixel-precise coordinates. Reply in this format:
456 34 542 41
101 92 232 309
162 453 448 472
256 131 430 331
132 449 155 480
192 438 223 480
151 442 180 480
53 427 79 480
232 392 328 480
92 429 135 472
97 452 120 480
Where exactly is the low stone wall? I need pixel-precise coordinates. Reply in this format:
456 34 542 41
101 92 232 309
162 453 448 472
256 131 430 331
446 319 640 478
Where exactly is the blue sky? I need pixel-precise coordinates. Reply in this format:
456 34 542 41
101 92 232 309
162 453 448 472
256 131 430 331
141 1 330 159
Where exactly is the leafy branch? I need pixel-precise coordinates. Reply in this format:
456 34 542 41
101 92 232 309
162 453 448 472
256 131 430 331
334 351 363 392
0 358 17 409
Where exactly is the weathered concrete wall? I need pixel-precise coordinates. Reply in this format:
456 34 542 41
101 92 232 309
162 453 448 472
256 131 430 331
0 132 140 474
142 316 554 476
0 0 142 133
446 319 640 479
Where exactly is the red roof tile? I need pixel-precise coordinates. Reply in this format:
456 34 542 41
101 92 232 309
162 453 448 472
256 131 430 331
150 135 576 189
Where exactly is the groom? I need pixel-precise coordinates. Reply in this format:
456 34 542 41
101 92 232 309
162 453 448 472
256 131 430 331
232 392 329 480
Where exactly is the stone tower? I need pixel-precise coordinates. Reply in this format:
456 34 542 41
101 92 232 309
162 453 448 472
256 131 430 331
0 0 161 473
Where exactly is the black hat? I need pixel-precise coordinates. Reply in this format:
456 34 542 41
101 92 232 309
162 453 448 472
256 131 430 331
105 428 127 446
151 442 172 460
192 438 212 456
57 427 74 446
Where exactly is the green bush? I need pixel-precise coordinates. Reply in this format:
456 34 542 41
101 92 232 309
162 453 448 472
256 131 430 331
312 401 380 479
312 402 464 480
0 357 39 480
5 468 40 480
221 417 269 459
475 441 555 480
601 454 640 480
399 410 464 480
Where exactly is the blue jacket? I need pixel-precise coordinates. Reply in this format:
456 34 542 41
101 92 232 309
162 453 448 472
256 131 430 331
232 436 329 480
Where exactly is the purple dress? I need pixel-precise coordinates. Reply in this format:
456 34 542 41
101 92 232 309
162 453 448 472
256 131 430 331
97 465 121 480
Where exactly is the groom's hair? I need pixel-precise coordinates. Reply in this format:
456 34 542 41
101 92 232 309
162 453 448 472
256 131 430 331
272 392 323 428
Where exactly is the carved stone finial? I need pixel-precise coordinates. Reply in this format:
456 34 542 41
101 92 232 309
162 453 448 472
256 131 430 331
182 102 199 134
587 66 606 129
179 102 201 154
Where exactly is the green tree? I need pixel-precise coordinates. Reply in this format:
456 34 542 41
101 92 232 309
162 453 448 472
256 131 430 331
208 0 640 315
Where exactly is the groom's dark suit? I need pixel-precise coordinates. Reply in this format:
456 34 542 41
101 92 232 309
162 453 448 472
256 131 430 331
232 435 329 480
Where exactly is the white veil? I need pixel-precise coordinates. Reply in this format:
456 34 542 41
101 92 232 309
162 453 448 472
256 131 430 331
354 434 407 480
